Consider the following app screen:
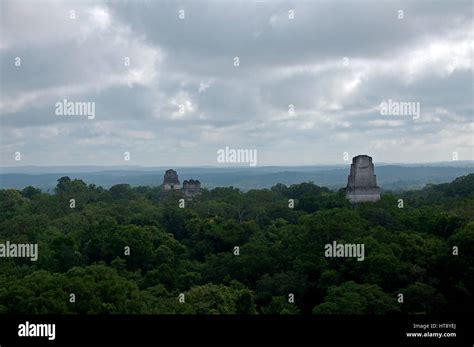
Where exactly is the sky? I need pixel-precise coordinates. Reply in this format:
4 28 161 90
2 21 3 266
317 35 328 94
0 0 473 167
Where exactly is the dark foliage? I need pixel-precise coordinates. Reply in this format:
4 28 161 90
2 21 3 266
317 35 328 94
0 174 473 314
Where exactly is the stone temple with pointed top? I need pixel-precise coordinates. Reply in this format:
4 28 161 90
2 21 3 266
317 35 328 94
345 155 381 203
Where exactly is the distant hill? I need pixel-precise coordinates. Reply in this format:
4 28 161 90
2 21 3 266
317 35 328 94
1 163 473 192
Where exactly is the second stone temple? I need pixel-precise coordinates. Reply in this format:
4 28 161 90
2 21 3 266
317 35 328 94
345 155 381 203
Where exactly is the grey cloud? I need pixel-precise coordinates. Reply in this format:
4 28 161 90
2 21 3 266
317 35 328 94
0 0 472 166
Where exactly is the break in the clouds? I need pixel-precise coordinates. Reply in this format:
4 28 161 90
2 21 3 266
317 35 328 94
0 0 472 166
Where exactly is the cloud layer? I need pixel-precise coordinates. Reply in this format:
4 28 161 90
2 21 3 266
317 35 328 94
1 0 472 166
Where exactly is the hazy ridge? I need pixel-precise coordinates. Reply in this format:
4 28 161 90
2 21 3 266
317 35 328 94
1 163 473 192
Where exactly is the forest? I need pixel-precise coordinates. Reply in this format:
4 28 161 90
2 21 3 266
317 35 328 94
0 174 473 314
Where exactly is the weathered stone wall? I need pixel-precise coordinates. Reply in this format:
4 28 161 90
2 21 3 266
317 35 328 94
346 155 380 203
163 169 181 191
163 183 181 190
183 179 201 198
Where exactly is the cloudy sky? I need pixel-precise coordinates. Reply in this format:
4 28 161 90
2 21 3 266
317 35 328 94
0 0 472 167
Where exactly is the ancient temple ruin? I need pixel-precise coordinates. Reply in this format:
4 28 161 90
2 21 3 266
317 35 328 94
183 179 201 198
345 155 381 203
162 169 201 198
163 169 181 191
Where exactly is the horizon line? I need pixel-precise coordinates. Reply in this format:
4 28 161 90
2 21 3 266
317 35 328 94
1 160 473 170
